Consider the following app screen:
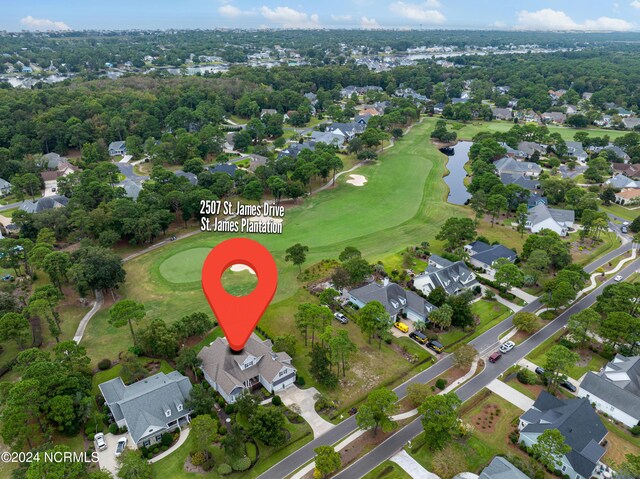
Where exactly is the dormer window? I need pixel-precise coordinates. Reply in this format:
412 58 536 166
165 409 171 417
177 404 183 412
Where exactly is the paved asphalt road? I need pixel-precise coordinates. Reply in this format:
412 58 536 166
0 201 21 212
332 256 640 479
258 239 634 479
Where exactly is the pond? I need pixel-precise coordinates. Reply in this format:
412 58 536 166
440 141 472 205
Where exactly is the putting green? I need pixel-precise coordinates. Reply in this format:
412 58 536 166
158 247 210 283
159 247 259 296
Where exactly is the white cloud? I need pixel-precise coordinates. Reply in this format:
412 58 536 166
516 9 632 31
360 17 381 29
492 21 506 29
424 0 441 6
631 0 640 9
259 6 320 28
20 15 70 31
331 14 353 22
389 2 446 24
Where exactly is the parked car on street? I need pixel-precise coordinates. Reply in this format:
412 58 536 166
334 312 348 324
614 275 623 282
488 351 502 363
499 341 515 354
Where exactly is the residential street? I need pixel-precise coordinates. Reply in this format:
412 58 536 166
330 257 640 479
257 239 635 479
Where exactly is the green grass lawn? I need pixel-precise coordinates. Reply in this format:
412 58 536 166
362 461 412 479
574 232 621 267
150 414 312 479
526 330 608 380
83 118 465 371
439 300 512 348
427 117 632 142
602 203 640 222
92 357 174 395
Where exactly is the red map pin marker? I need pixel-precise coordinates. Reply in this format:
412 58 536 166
201 238 278 352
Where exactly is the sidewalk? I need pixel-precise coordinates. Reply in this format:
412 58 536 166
149 428 190 464
390 450 440 479
486 379 533 411
494 294 522 312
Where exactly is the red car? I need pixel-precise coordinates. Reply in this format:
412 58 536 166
488 351 502 363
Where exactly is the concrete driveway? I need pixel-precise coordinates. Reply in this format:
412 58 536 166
486 379 533 411
277 386 334 437
96 432 134 475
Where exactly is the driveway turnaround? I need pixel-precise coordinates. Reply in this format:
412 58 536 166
486 379 533 411
391 450 440 479
277 386 334 437
96 432 133 475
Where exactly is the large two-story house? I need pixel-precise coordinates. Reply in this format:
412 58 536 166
519 392 607 479
348 279 438 323
98 371 193 448
412 255 478 296
198 334 296 404
526 202 574 237
578 354 640 428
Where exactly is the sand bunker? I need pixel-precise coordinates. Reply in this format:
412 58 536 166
346 174 367 186
230 264 256 275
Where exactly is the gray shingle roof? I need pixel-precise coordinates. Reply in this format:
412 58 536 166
479 456 531 479
174 170 198 185
606 174 638 189
528 203 574 227
470 243 517 268
494 157 541 176
19 195 69 214
98 371 192 444
579 355 640 420
521 392 607 478
198 334 294 399
500 173 540 190
416 259 478 295
118 179 142 200
348 281 437 319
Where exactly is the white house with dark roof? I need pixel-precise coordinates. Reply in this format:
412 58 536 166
347 280 437 323
310 130 346 148
412 255 478 296
198 334 296 404
108 141 127 156
98 371 192 448
526 203 574 236
464 241 517 275
519 391 607 479
578 354 640 428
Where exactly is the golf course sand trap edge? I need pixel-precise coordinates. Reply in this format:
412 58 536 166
229 264 256 275
346 174 367 186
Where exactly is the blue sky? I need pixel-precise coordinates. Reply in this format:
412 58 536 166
4 1 640 31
